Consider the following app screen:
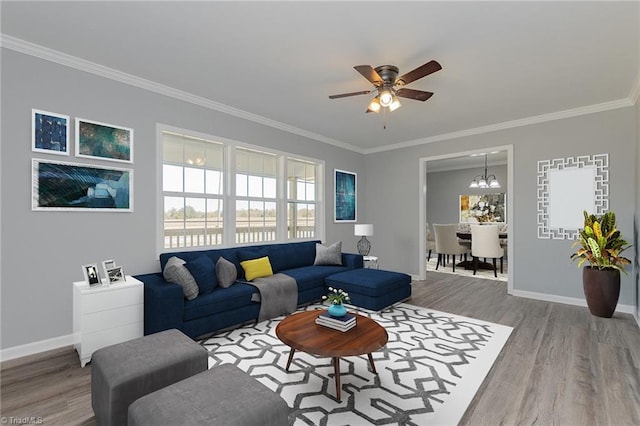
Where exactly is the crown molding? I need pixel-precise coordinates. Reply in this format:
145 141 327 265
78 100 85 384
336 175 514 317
0 34 363 154
363 98 635 154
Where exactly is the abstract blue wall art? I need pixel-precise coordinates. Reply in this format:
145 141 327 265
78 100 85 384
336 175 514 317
32 159 133 212
32 109 70 155
334 169 357 222
76 118 133 163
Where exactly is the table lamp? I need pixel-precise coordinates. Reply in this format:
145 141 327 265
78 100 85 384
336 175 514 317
354 224 374 256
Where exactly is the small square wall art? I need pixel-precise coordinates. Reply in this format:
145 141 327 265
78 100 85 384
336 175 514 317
32 109 70 155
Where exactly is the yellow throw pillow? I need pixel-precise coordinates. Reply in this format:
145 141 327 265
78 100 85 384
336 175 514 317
240 256 273 281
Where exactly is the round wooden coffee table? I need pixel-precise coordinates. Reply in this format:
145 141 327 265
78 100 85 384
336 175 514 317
275 309 388 402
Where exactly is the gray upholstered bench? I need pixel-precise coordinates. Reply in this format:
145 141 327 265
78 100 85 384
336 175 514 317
91 329 207 426
128 364 290 426
325 268 412 311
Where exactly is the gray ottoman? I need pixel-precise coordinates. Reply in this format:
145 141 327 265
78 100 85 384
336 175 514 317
92 329 207 426
128 364 290 426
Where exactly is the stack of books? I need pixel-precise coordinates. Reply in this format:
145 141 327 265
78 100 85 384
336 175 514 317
315 311 356 332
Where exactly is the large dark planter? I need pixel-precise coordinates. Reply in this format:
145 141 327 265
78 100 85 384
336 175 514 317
582 267 620 318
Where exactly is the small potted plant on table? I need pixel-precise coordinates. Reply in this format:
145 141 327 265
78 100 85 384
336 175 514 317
570 210 631 317
322 287 350 317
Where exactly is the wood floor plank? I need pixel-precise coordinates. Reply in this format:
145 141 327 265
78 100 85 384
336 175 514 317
1 271 639 425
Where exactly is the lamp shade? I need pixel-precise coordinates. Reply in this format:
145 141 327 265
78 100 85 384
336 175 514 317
354 224 374 236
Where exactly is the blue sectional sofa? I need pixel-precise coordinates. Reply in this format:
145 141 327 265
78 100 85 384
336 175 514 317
134 241 363 339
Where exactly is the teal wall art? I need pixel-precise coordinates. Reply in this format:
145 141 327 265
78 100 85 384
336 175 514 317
334 169 356 222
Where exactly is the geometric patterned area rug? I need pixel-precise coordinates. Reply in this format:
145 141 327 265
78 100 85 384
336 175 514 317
426 257 508 282
202 303 513 425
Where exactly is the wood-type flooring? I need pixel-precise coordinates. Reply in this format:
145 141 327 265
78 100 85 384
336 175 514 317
2 271 639 425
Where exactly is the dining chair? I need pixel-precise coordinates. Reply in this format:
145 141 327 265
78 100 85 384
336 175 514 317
426 222 436 261
433 224 470 272
470 224 504 277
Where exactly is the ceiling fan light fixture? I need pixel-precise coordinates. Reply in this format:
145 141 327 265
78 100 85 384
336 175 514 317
389 97 402 112
379 90 393 107
368 97 381 113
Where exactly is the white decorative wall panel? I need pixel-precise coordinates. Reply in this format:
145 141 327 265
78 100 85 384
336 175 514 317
537 154 608 239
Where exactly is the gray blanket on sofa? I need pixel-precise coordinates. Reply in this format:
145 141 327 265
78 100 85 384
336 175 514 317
246 273 298 322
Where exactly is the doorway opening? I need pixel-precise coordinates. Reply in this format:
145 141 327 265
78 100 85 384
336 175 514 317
418 145 514 294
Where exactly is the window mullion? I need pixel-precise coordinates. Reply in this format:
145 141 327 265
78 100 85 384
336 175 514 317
225 145 236 245
276 156 287 241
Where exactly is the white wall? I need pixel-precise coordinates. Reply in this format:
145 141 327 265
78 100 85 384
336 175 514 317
364 108 637 306
0 49 365 351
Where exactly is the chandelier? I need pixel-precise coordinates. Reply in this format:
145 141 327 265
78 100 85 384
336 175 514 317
469 154 500 188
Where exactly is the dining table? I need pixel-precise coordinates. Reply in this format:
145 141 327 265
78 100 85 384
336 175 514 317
456 231 508 241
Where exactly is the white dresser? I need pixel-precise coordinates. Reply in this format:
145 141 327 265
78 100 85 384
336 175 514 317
73 276 143 367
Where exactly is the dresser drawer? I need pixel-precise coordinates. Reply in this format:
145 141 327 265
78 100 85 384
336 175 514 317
81 284 142 314
78 322 143 359
80 304 142 334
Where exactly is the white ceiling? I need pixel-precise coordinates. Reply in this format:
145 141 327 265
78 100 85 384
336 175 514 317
2 1 639 154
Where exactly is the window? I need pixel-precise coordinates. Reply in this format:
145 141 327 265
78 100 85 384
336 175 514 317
287 158 316 239
235 147 277 243
162 131 224 249
161 126 322 251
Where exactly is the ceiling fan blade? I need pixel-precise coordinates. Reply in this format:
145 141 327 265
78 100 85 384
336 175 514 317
395 88 434 101
328 90 371 99
354 65 384 86
395 60 442 86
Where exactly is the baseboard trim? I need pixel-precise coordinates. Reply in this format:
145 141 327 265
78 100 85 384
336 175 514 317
512 289 635 315
0 333 77 363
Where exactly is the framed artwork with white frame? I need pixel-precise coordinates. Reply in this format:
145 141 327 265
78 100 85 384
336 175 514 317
106 266 126 284
32 109 70 155
32 158 133 212
334 169 357 222
102 259 116 278
82 263 101 286
75 118 133 163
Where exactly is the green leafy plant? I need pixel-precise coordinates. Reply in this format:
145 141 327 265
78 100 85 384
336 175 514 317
322 287 350 305
571 210 631 272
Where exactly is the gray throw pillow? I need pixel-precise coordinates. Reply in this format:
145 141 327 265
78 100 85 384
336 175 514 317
163 256 199 300
216 257 237 288
314 241 342 266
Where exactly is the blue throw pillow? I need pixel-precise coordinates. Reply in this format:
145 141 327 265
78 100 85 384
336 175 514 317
185 255 217 294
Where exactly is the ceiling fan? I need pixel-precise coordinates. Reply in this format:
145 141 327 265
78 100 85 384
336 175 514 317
329 60 442 113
